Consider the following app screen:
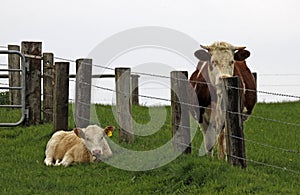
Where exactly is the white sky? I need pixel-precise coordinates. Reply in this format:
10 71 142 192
1 0 300 104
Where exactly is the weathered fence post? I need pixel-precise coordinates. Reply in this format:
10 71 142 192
21 41 42 125
75 58 92 128
171 71 191 154
43 53 54 123
115 68 133 143
223 76 246 169
252 72 257 103
8 44 21 106
131 74 139 106
53 62 69 131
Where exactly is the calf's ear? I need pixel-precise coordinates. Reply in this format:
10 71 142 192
234 50 250 61
74 128 85 139
105 126 115 137
194 50 211 61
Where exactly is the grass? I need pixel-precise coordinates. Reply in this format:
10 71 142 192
0 102 299 194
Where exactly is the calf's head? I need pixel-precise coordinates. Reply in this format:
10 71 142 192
74 125 114 160
195 41 250 86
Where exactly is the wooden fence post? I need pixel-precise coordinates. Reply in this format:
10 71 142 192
8 45 21 106
53 62 69 131
252 72 257 103
75 58 92 128
171 71 191 154
131 75 139 106
21 41 42 125
43 53 54 123
223 76 246 169
115 68 133 143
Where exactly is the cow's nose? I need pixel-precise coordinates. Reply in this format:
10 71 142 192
92 149 101 156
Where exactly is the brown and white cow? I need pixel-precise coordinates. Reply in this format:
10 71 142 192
189 41 256 159
44 125 114 167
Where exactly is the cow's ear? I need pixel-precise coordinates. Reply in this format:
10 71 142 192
234 50 250 61
104 126 115 137
74 128 85 139
194 50 211 61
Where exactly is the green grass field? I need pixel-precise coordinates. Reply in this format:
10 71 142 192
0 102 299 194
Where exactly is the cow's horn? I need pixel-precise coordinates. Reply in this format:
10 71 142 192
233 46 246 51
200 44 210 51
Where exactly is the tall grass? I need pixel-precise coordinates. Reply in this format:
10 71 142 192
0 102 299 194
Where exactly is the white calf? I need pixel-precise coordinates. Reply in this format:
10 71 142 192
44 125 114 167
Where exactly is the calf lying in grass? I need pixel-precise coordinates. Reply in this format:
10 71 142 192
44 125 114 167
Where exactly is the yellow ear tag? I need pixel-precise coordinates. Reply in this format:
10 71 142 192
107 131 113 137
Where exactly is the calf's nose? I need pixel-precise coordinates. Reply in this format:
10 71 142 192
92 149 101 156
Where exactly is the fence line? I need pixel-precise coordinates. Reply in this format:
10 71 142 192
1 46 299 173
2 52 299 100
42 55 300 100
5 69 300 130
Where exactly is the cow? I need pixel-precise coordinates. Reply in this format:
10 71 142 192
44 125 114 167
189 41 256 159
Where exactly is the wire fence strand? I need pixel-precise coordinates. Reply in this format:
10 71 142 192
230 155 300 175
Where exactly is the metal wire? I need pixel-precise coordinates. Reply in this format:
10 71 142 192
229 135 299 154
21 54 297 100
90 83 300 127
230 154 300 175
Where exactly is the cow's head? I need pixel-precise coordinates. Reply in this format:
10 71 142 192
195 41 250 86
74 125 114 161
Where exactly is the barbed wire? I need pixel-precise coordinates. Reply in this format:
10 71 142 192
54 56 76 63
174 123 300 155
90 83 300 127
227 85 300 99
50 55 300 100
229 135 299 154
260 74 300 76
1 54 294 100
260 84 300 87
230 155 300 175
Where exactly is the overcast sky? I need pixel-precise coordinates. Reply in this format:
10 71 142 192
1 0 300 104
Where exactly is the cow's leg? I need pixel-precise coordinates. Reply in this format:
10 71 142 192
214 89 226 160
199 110 216 157
217 128 226 160
56 153 74 167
